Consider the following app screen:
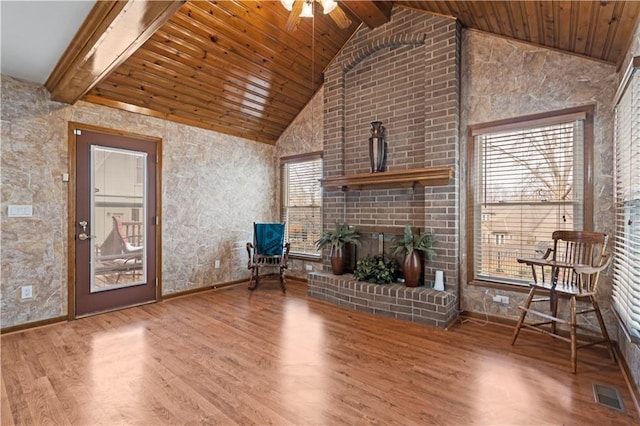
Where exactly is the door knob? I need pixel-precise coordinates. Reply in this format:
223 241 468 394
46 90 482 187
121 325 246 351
78 233 94 241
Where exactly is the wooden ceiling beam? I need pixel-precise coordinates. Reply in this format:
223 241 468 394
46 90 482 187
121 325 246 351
339 1 393 29
45 0 185 104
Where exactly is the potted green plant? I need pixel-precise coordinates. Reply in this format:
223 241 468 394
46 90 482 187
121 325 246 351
390 224 436 287
353 255 399 284
314 223 361 275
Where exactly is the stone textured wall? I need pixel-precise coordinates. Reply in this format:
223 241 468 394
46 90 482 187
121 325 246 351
275 87 324 159
459 30 618 326
1 75 275 328
275 88 324 279
323 8 460 290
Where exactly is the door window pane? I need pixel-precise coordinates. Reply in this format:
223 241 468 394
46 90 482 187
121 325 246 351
91 146 147 292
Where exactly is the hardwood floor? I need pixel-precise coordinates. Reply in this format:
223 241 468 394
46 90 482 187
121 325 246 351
2 280 638 425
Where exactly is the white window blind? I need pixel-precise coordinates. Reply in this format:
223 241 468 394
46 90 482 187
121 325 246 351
613 63 640 339
281 154 322 257
471 112 587 285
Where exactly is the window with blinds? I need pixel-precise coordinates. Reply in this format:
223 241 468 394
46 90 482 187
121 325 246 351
469 108 592 285
613 60 640 339
281 153 322 257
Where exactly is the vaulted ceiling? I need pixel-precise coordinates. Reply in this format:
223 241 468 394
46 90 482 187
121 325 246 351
42 1 640 144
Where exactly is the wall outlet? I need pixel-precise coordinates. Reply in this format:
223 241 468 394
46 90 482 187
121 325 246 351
492 295 509 304
214 260 220 269
305 264 313 271
21 285 33 299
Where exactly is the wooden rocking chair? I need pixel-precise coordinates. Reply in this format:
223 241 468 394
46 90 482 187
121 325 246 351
246 223 290 292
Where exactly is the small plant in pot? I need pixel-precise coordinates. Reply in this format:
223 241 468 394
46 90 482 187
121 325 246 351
390 224 436 287
314 223 361 275
353 255 399 284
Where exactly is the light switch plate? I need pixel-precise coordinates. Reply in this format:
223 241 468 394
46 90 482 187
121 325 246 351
8 205 33 217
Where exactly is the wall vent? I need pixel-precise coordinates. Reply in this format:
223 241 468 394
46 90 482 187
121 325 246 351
593 383 625 412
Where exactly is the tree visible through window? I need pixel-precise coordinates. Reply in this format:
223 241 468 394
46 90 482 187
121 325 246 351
281 153 322 257
469 107 592 285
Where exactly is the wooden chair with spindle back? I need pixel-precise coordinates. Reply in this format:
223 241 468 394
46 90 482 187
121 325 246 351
512 230 615 373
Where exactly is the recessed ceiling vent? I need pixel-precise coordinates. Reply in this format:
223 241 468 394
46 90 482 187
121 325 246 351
592 383 625 412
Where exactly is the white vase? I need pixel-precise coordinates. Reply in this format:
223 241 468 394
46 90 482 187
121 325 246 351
434 270 444 291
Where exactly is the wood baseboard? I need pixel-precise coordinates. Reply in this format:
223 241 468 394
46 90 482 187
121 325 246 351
286 276 307 284
162 279 247 300
162 277 307 300
614 342 640 416
1 315 67 335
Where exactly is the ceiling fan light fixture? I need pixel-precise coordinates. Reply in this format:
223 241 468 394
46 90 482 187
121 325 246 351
300 0 314 18
280 0 295 11
319 0 337 14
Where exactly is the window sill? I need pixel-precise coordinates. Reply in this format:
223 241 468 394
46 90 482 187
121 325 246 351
288 253 322 262
468 279 530 293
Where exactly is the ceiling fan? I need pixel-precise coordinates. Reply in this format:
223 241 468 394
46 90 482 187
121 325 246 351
281 0 352 31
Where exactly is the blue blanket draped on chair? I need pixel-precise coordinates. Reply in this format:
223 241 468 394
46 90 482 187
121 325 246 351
254 223 285 256
247 222 289 292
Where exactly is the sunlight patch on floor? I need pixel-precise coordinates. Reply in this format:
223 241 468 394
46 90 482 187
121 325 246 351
472 354 573 423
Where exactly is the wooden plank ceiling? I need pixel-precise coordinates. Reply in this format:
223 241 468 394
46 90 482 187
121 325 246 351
83 0 378 144
48 1 639 145
398 1 640 65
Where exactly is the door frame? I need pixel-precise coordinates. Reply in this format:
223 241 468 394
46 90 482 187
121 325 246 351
67 122 163 319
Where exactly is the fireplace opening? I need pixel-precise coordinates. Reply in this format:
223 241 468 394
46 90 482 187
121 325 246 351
343 225 422 281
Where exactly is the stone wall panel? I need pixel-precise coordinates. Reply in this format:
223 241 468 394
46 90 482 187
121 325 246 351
459 30 618 333
1 75 275 328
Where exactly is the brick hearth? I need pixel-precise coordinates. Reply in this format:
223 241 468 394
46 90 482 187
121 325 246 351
308 272 458 328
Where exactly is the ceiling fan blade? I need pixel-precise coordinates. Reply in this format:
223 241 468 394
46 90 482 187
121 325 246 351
328 5 352 29
285 0 303 31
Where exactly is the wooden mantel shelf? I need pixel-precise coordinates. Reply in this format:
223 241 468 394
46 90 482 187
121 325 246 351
320 167 454 191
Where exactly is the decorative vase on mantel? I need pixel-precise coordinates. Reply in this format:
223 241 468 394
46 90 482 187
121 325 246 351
369 121 387 173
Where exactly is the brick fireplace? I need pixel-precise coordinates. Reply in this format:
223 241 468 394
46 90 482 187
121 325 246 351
309 8 461 328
